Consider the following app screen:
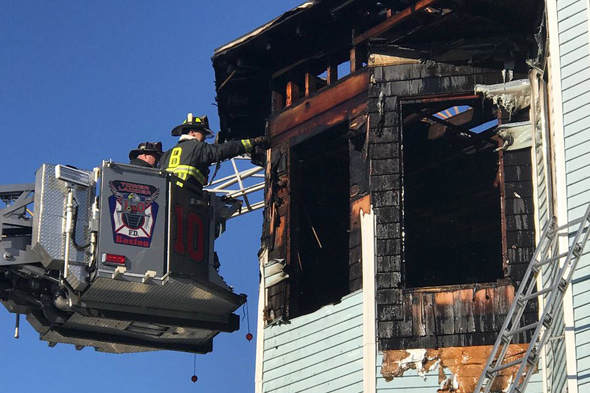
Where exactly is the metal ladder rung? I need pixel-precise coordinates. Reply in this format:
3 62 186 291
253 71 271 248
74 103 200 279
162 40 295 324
533 251 569 268
476 204 590 393
556 216 585 231
505 321 540 338
521 286 552 302
489 358 525 373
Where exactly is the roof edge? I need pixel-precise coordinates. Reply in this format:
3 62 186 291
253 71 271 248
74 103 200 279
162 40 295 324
213 1 317 57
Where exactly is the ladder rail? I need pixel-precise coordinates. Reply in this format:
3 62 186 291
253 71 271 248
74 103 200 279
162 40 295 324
204 156 265 218
476 202 590 393
509 204 590 392
475 217 558 393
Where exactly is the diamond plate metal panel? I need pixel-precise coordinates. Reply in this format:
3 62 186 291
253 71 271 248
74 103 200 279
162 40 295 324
64 313 213 341
40 330 154 353
32 164 95 266
67 264 89 291
39 313 216 353
81 277 243 315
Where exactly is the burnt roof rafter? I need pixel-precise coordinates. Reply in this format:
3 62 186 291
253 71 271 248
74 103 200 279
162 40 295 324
354 0 443 45
212 0 543 141
214 0 542 72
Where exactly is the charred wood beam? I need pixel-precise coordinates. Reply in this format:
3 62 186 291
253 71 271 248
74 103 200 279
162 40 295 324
272 58 307 79
270 69 369 138
271 47 351 81
354 0 442 45
331 0 401 18
304 73 314 97
350 47 363 73
426 114 501 150
330 0 358 15
327 64 338 85
286 81 300 106
403 107 440 126
415 36 531 68
275 97 367 147
367 45 427 63
217 69 237 92
305 73 325 96
272 90 284 113
380 10 474 48
425 114 479 138
402 94 480 106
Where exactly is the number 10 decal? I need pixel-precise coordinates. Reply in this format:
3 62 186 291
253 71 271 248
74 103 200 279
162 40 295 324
173 204 204 263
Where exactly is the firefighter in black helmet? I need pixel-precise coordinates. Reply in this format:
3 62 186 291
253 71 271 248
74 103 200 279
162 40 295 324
129 141 164 168
159 113 270 190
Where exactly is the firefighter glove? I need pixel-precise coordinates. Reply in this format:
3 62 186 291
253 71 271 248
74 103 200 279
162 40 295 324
252 136 271 149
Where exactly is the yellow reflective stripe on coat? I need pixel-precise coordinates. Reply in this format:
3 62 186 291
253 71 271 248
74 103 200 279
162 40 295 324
166 165 206 185
241 139 253 152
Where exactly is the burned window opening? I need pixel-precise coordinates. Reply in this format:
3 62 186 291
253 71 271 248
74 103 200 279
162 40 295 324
402 98 504 288
290 123 351 318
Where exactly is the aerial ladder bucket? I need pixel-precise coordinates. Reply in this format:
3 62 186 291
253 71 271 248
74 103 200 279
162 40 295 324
0 161 247 354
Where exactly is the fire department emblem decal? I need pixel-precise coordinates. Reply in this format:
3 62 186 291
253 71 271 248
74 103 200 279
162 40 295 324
108 180 159 248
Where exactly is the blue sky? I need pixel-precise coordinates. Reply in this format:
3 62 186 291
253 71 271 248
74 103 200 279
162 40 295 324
0 1 301 392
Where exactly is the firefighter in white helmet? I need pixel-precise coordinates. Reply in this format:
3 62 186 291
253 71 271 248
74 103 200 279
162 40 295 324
159 113 269 190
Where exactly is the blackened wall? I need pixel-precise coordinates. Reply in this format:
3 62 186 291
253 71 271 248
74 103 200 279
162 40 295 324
504 149 537 278
367 62 536 350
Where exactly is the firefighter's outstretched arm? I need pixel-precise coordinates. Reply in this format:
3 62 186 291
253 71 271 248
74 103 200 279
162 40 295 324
201 136 269 164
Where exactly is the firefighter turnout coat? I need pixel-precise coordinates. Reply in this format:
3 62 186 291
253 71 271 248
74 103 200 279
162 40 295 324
160 136 253 189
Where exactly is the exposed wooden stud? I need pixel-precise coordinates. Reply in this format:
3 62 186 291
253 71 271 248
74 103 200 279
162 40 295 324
271 90 284 113
285 81 300 107
327 65 338 85
354 0 441 45
305 73 316 96
350 47 363 73
496 109 509 276
217 69 236 92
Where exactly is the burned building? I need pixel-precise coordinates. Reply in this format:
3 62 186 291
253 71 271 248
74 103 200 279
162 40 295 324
212 0 590 392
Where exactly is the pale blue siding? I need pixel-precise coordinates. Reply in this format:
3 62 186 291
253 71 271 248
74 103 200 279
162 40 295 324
261 291 364 393
556 0 590 391
376 351 440 393
523 372 545 392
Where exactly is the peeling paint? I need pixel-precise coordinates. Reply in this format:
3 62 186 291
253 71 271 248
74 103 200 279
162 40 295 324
382 349 430 379
382 344 531 392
